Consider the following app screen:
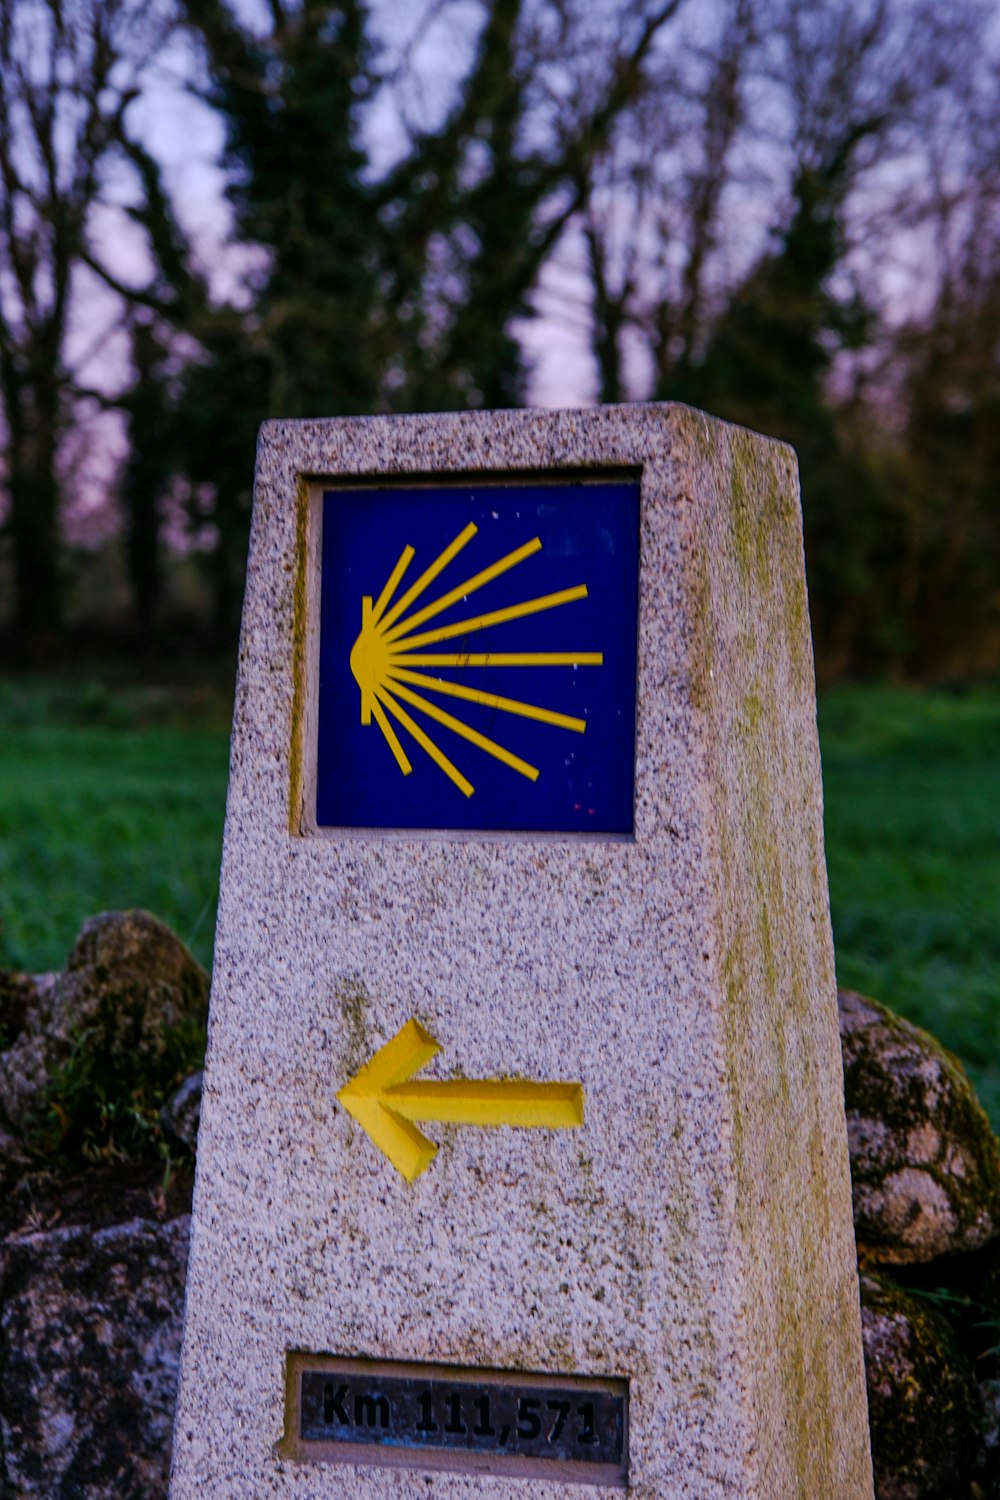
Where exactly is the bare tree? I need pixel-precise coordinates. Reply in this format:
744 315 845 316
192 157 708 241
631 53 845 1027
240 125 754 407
887 26 1000 671
0 0 171 664
569 0 758 401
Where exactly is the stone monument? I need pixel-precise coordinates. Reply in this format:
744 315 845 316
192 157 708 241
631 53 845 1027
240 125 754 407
169 405 874 1498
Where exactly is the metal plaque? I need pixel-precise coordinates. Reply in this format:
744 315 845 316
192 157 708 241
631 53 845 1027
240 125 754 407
280 1354 628 1486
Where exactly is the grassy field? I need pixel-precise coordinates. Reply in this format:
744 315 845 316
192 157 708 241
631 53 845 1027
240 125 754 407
0 672 231 978
2 672 999 1126
819 684 1000 1127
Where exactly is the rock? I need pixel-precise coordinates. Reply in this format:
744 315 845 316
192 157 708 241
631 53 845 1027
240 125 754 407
0 970 56 1052
860 1269 983 1500
839 988 1000 1263
979 1375 1000 1470
0 911 209 1138
0 1120 31 1188
0 975 57 1187
0 1214 190 1499
160 1071 203 1152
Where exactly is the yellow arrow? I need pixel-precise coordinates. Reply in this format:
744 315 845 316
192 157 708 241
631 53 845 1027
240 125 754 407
337 1018 584 1183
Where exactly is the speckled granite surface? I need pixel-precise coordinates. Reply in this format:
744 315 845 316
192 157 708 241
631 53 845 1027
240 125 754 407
169 406 873 1499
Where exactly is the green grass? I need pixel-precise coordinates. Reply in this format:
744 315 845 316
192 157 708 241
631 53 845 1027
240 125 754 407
1 672 999 1130
0 674 230 976
820 684 1000 1129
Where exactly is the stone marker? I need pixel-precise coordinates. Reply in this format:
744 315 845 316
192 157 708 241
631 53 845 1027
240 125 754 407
169 405 874 1498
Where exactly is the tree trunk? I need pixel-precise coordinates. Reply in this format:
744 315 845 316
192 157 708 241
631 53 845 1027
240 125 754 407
124 478 161 647
7 386 64 667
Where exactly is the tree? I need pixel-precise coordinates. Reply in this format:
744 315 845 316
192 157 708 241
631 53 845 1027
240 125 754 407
85 123 271 645
180 0 381 422
669 154 885 668
569 0 995 675
117 316 175 646
0 0 172 664
573 0 759 404
369 0 689 410
179 0 692 413
157 0 690 639
887 49 1000 674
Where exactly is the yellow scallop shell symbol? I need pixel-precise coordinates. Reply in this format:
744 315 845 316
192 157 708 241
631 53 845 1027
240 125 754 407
349 522 603 797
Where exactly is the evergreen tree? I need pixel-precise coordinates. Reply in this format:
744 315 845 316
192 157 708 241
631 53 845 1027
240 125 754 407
180 0 380 421
164 0 685 638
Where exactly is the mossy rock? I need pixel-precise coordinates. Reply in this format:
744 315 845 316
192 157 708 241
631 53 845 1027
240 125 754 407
0 911 208 1158
840 989 1000 1264
861 1269 983 1499
0 970 55 1052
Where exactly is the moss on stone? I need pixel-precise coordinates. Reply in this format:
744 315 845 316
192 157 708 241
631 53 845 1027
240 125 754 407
728 429 775 597
0 912 209 1164
841 990 1000 1260
334 975 370 1079
861 1268 982 1500
287 474 311 834
697 417 857 1494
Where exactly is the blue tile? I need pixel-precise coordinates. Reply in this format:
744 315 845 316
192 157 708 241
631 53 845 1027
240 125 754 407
316 479 639 834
